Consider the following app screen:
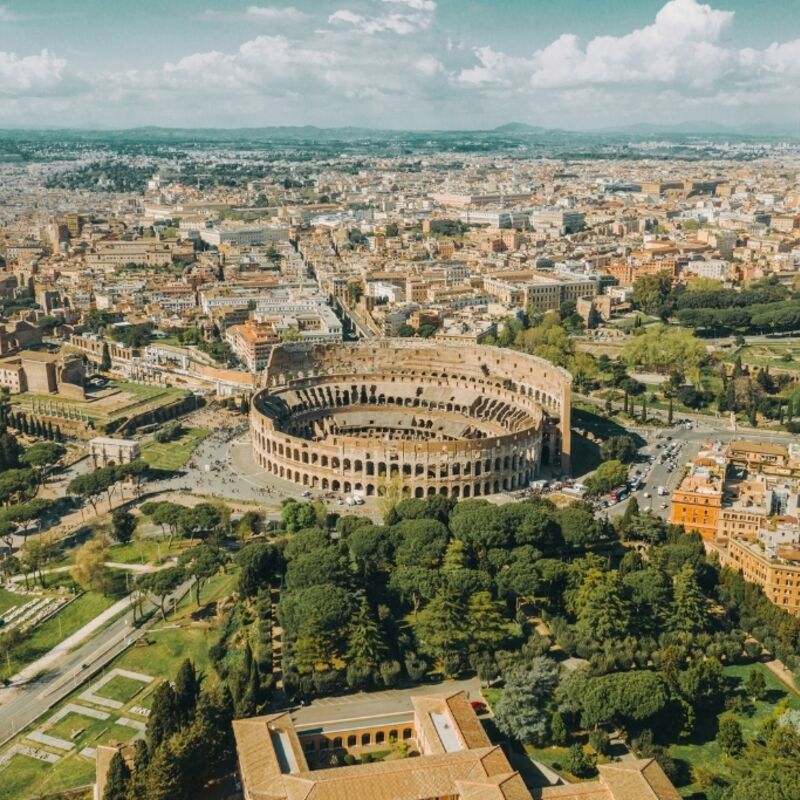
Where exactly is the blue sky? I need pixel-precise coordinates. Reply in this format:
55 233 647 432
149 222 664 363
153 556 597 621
0 0 798 129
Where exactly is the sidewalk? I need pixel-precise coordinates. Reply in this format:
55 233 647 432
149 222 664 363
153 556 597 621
765 659 800 694
2 594 132 688
8 561 160 585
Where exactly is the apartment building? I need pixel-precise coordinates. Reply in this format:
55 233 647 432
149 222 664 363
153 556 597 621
669 447 727 540
225 320 280 372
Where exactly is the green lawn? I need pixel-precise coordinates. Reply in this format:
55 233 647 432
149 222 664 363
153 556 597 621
0 591 117 682
47 711 106 743
116 625 217 677
0 586 25 616
94 673 148 705
107 536 187 566
140 427 209 471
669 663 800 795
2 750 97 800
1 754 53 800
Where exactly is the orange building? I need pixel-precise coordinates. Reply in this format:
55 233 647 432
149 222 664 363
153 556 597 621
669 448 726 540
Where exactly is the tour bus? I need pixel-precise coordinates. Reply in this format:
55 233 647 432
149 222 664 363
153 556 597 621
610 484 629 503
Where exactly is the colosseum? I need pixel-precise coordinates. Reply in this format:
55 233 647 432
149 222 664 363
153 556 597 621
249 339 571 499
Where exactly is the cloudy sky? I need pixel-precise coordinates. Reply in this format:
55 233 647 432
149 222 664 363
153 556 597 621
0 0 798 130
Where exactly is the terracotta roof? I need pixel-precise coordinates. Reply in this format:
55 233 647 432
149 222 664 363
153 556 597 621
275 746 514 800
234 714 309 800
729 439 787 457
599 760 682 800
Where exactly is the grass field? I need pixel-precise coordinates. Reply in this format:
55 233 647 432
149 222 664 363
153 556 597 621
0 591 116 682
139 427 209 471
732 341 800 374
669 663 800 796
95 673 149 705
0 586 24 616
107 536 188 565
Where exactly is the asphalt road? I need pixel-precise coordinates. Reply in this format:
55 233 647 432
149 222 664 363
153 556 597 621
603 420 794 521
0 581 191 748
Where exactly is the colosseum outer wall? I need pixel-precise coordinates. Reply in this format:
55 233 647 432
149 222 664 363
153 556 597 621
250 339 571 499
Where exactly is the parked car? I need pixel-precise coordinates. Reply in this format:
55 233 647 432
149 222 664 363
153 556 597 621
470 700 488 714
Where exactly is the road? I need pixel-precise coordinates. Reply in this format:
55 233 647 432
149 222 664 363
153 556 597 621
601 420 794 521
0 580 191 748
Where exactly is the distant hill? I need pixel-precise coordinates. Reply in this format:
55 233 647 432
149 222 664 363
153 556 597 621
0 121 796 142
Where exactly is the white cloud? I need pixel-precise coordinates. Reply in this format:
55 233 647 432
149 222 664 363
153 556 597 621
157 35 337 93
245 6 308 22
0 5 22 22
0 49 76 96
382 0 436 10
456 0 800 105
526 0 734 89
414 54 443 77
329 0 435 35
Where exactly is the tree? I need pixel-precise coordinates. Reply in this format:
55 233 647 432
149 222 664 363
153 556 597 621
68 468 114 515
100 342 112 372
619 496 640 536
0 428 21 470
345 600 386 684
20 441 65 483
622 325 706 381
678 657 724 712
111 508 137 544
145 501 182 546
415 587 471 672
493 658 559 745
558 503 603 547
147 680 180 753
573 568 631 642
561 669 669 729
0 468 36 506
180 544 224 604
236 541 279 597
670 564 709 633
102 750 131 800
744 668 767 702
138 566 184 621
178 503 224 544
281 499 317 532
467 591 509 653
584 460 628 496
563 744 597 778
717 715 744 756
71 537 112 595
600 435 638 464
174 659 199 726
632 272 672 315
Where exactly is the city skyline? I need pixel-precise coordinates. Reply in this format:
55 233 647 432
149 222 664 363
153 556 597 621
0 0 799 130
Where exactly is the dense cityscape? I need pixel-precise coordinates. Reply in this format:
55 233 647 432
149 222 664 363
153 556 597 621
1 2 800 800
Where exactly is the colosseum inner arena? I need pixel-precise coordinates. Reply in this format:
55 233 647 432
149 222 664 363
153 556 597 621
250 339 571 499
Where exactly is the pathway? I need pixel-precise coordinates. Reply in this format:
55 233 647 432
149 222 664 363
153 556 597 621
765 659 800 694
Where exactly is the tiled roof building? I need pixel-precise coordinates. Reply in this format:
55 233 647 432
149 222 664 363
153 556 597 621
231 692 681 800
